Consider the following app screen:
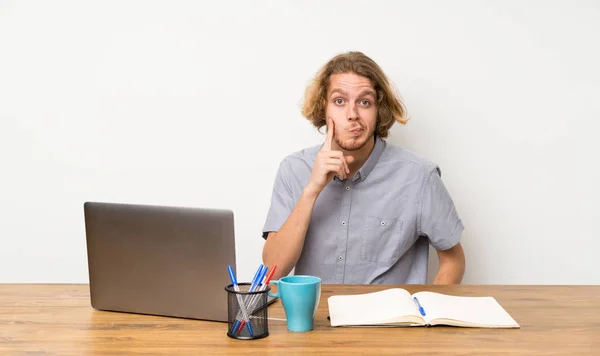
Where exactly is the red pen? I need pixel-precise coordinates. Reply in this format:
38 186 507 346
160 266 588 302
261 265 277 286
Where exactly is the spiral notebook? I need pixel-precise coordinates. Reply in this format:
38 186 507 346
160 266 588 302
328 288 520 328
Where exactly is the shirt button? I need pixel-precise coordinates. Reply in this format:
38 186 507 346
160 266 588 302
338 256 343 261
341 221 346 226
381 221 386 226
345 186 350 191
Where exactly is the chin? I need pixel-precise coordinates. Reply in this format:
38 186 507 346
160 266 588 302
336 134 373 151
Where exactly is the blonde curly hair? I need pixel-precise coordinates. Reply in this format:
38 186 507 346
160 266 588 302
301 51 409 138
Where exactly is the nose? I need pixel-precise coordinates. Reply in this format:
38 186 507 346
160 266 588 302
346 102 359 121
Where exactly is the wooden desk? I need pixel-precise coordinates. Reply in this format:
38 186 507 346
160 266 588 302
1 284 599 355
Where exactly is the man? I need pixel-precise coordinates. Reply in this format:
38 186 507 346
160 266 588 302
261 51 465 284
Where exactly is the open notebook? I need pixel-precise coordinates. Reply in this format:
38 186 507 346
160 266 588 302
328 288 520 328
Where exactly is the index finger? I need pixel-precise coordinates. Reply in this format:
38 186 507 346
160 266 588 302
322 117 334 151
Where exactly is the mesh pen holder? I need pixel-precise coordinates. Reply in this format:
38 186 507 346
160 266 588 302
225 283 271 340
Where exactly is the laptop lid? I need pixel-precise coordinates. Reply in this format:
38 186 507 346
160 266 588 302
83 201 236 322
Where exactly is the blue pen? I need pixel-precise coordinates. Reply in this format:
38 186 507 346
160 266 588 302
413 297 426 317
250 265 267 292
233 265 269 323
249 264 264 287
230 266 254 337
228 266 247 335
228 265 254 336
244 265 276 315
227 265 238 287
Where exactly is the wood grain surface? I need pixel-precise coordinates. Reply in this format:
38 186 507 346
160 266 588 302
1 284 599 355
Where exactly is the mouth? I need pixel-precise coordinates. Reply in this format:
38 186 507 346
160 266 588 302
348 127 363 136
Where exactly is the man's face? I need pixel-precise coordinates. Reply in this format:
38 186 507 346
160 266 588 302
325 72 378 152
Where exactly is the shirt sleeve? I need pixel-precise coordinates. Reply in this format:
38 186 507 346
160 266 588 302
262 159 296 239
418 166 464 250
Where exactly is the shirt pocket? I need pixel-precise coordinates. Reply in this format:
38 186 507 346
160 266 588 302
361 216 404 263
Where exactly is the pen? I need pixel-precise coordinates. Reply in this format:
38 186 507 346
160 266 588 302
228 265 254 337
232 264 264 335
241 265 278 317
413 296 426 317
233 265 270 322
249 265 266 292
234 265 267 334
261 264 277 287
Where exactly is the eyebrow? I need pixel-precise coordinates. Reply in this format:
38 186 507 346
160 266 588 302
357 90 376 99
329 89 376 99
330 89 349 98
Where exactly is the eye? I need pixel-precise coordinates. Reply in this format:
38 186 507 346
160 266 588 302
360 100 371 107
335 98 345 105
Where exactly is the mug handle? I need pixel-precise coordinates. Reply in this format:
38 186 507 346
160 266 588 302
267 280 280 298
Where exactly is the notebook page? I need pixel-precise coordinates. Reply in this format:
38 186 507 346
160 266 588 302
412 291 519 327
328 288 422 326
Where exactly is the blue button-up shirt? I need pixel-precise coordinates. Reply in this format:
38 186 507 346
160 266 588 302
262 136 463 284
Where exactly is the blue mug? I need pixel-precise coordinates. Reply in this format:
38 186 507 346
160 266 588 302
268 275 321 332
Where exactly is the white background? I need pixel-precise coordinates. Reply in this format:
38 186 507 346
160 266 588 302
1 0 599 284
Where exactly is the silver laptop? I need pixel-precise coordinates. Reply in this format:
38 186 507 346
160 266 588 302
84 201 246 322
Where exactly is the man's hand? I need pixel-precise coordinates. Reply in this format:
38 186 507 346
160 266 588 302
305 118 354 195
